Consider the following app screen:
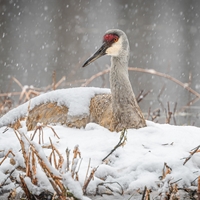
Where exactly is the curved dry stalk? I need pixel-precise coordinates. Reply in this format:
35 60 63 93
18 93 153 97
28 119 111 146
11 77 31 103
84 158 91 186
31 150 37 185
46 125 60 139
31 125 60 143
12 77 23 89
66 148 70 172
30 145 64 191
14 130 29 167
19 175 32 200
52 71 56 90
102 129 127 162
71 145 81 178
83 166 99 194
0 150 15 166
162 162 172 179
183 145 200 165
26 151 31 177
136 90 151 103
55 76 66 88
82 67 200 100
128 67 200 99
48 137 64 170
54 147 64 170
49 137 58 169
141 186 148 200
81 68 110 87
0 169 15 187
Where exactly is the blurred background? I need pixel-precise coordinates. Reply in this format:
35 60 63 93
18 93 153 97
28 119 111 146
0 0 200 125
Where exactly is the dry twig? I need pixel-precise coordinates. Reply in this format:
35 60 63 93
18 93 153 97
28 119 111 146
31 124 60 144
102 129 127 162
66 148 70 172
71 145 81 179
0 168 15 187
84 158 91 186
128 67 200 100
52 70 56 90
0 150 15 166
82 67 200 100
136 90 150 103
49 137 64 170
183 145 200 165
7 188 17 199
147 107 160 121
14 130 29 167
141 186 151 200
162 162 172 179
83 166 99 194
30 144 64 197
31 150 37 185
81 68 110 87
165 102 173 124
19 175 32 200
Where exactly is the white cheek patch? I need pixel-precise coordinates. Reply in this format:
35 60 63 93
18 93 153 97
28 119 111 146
106 37 122 56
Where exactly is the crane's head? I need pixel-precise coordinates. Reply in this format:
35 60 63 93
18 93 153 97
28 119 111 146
82 29 129 67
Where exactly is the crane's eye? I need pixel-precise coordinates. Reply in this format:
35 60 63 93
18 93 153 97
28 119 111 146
113 37 118 42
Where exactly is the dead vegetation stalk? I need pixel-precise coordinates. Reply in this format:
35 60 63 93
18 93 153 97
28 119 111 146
183 145 200 165
83 166 99 194
102 128 127 162
0 150 15 166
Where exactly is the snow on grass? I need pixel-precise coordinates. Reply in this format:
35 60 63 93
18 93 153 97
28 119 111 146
0 86 200 199
1 120 200 199
0 87 110 127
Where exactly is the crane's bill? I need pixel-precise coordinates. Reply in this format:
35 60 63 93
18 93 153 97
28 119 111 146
82 43 108 67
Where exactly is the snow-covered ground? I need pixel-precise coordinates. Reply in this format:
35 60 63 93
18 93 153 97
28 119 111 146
1 121 200 199
0 88 200 199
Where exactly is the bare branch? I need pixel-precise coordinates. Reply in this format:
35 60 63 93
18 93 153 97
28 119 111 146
102 129 127 162
82 166 99 194
128 67 200 99
81 68 110 87
183 145 200 165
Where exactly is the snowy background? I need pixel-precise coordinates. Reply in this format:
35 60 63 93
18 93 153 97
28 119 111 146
1 1 200 198
0 0 200 126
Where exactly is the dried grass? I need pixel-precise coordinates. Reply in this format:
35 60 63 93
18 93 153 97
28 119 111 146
2 127 77 199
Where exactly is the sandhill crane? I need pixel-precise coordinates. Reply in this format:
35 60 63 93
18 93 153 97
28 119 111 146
0 29 146 132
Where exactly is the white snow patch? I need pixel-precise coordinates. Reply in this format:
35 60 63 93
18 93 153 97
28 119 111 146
0 87 110 127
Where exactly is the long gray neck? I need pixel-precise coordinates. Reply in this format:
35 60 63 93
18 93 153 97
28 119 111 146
109 53 142 130
110 54 135 104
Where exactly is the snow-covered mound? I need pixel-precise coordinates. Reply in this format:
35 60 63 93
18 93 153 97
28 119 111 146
0 121 200 199
0 87 110 127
